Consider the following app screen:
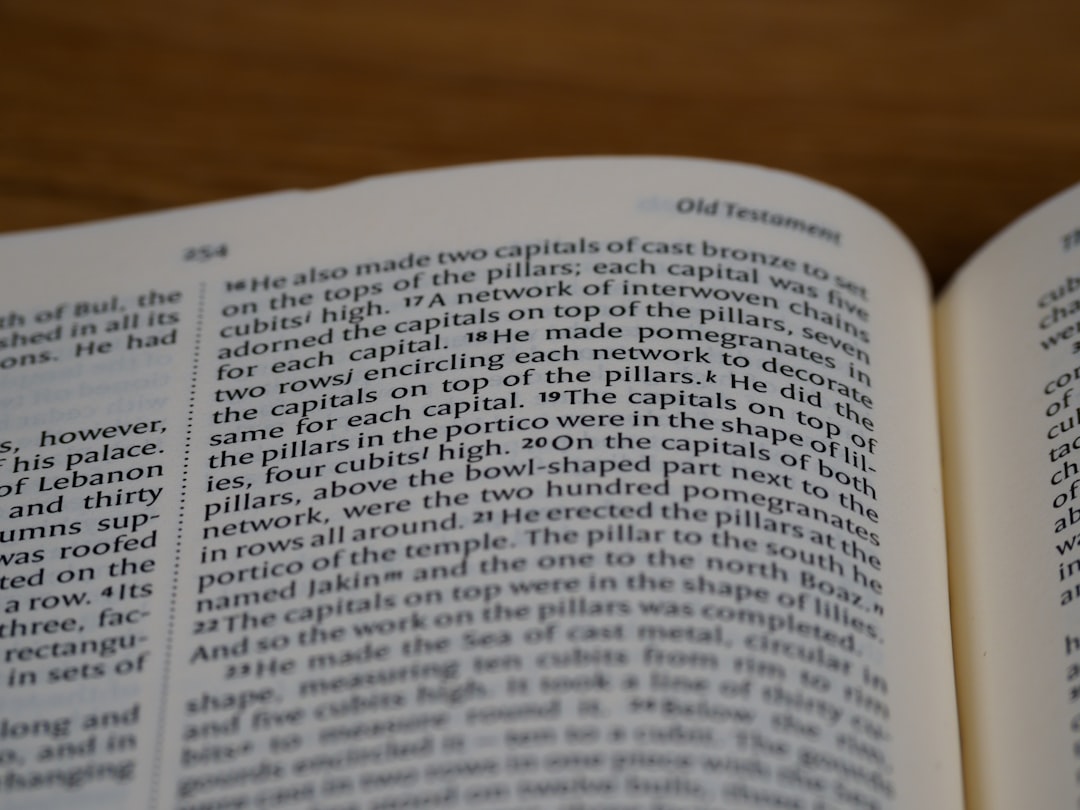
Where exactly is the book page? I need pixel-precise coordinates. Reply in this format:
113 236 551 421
938 181 1080 810
0 158 961 810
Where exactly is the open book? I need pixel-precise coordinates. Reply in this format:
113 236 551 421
0 157 1075 810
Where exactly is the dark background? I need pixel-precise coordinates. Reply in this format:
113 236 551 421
3 0 1079 287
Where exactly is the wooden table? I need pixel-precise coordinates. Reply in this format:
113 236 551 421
2 0 1079 288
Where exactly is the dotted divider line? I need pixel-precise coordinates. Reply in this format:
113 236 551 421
149 281 204 808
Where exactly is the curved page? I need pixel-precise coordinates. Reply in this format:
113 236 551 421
0 158 960 809
939 181 1080 810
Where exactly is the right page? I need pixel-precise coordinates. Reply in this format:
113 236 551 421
937 182 1080 809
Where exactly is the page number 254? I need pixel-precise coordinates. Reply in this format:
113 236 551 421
183 243 229 263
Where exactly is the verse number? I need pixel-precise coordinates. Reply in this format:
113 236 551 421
183 243 229 263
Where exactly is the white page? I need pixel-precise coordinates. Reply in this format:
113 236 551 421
939 181 1080 810
0 158 961 810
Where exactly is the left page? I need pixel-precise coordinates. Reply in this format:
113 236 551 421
0 157 961 810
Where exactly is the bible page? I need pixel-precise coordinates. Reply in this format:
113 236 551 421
938 181 1080 810
0 157 961 810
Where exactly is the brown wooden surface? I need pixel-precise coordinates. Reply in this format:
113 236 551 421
2 0 1079 288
